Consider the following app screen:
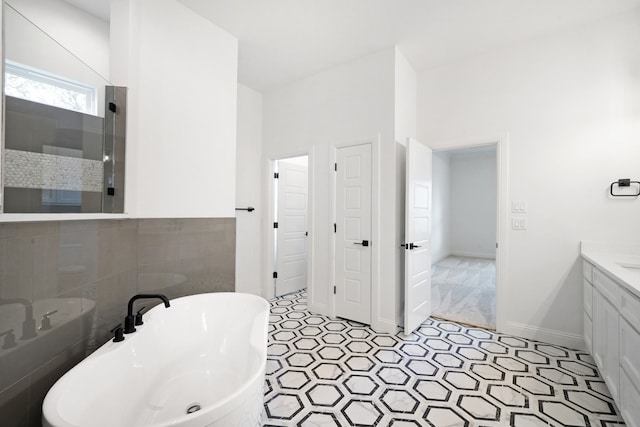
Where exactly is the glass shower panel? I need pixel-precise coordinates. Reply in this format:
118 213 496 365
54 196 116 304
3 96 105 213
2 2 126 213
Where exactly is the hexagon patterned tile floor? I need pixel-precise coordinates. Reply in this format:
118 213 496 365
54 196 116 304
262 290 624 426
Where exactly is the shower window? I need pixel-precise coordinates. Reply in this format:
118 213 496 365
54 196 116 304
4 60 97 116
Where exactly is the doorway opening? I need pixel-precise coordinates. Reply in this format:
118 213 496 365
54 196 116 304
431 144 497 329
273 155 309 297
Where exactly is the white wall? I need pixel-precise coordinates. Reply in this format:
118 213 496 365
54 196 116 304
394 49 417 145
235 84 263 295
111 0 238 218
418 9 640 348
450 149 496 259
5 0 110 116
431 151 451 263
263 47 398 331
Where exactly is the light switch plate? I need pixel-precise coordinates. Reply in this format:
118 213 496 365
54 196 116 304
512 201 528 213
512 217 528 230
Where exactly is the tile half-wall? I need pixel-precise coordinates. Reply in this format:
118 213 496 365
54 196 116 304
0 217 235 426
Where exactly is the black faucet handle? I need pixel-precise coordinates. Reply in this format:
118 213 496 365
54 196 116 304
40 310 58 331
134 306 146 326
110 323 125 343
1 329 17 349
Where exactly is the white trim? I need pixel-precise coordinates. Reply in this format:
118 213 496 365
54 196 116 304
0 0 4 213
262 157 276 300
431 133 509 334
307 146 316 310
1 2 4 213
330 135 381 329
506 321 585 350
449 251 496 260
496 135 509 335
0 213 131 222
307 303 328 315
431 252 450 265
374 318 399 335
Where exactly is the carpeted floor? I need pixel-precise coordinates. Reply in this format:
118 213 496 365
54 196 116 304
431 256 496 329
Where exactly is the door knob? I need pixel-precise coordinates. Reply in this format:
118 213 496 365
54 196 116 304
353 240 369 247
409 243 421 249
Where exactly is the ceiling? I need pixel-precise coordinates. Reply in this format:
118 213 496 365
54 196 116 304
64 0 640 92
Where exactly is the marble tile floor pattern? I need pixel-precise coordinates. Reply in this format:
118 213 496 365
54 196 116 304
432 256 497 330
262 290 624 426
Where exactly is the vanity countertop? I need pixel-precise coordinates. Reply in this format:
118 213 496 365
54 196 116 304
581 241 640 299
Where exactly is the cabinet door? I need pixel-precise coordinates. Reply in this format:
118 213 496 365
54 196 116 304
593 288 620 401
584 312 593 353
603 293 620 401
620 317 640 389
620 368 640 427
583 278 593 352
592 289 605 369
583 279 593 317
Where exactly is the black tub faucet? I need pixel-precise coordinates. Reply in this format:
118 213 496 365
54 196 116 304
124 294 170 334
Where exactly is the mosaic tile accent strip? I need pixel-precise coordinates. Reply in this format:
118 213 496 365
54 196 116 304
263 290 624 426
4 149 103 192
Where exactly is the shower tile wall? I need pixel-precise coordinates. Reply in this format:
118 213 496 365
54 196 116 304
0 218 235 426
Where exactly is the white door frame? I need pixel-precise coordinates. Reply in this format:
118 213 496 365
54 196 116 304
404 138 433 334
275 160 309 296
431 134 509 333
329 135 380 325
263 150 314 300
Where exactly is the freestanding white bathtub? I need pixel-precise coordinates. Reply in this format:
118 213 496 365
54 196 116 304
42 293 269 427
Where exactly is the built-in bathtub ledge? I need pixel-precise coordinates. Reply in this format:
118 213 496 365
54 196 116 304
0 213 131 223
581 241 640 299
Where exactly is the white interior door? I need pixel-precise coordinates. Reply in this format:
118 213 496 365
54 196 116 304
404 138 432 334
275 160 308 296
335 143 372 324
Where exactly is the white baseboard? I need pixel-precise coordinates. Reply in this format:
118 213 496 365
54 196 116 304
307 303 328 316
504 321 585 351
431 252 450 265
372 317 399 335
450 250 496 260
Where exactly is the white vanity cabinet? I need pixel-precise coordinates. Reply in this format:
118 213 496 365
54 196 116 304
583 262 593 353
591 284 619 400
582 258 640 427
619 287 640 427
592 268 620 401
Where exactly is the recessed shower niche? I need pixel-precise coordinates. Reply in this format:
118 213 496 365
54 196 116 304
2 1 126 213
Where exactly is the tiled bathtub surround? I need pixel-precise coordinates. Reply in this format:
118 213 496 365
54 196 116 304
0 217 235 426
263 291 624 426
